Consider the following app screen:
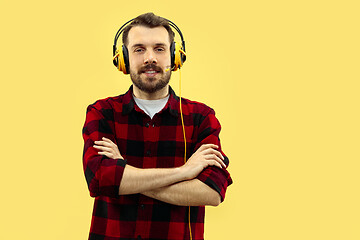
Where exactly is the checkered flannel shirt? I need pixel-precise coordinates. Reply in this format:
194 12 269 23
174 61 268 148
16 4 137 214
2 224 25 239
82 86 232 240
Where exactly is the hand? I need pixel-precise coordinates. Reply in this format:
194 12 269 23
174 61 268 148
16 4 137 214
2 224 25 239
93 137 123 159
180 144 226 180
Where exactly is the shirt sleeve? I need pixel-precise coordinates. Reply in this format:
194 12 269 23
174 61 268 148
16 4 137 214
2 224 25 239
195 108 232 202
82 102 127 198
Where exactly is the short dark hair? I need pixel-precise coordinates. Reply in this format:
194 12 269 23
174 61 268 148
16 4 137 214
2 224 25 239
122 12 175 47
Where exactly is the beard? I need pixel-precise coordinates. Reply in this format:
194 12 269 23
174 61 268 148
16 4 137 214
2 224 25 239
130 64 171 94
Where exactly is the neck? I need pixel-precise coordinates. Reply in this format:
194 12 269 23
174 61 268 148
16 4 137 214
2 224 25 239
133 85 169 100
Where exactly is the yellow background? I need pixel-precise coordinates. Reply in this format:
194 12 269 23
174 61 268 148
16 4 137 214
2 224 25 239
0 0 359 239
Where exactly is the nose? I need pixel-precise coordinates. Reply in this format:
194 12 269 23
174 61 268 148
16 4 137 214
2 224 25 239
144 50 157 65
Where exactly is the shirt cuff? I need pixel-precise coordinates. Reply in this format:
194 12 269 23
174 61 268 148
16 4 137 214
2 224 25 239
97 157 127 198
196 159 232 202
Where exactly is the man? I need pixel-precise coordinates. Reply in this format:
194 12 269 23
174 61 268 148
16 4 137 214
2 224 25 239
82 12 232 240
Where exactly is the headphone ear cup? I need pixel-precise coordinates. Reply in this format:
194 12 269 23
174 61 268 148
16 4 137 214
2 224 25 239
114 45 129 74
172 42 185 71
113 50 119 68
122 45 130 74
181 45 186 64
170 42 176 69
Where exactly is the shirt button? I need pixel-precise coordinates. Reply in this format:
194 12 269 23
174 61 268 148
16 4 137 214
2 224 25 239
145 123 149 127
146 150 151 156
141 204 145 209
152 123 155 127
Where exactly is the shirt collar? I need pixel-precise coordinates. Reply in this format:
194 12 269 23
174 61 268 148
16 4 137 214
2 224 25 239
122 85 179 117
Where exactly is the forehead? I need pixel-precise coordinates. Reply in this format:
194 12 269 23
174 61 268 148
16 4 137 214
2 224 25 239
127 26 171 47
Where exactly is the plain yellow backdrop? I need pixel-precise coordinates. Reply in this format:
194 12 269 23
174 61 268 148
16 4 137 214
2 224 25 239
0 0 359 239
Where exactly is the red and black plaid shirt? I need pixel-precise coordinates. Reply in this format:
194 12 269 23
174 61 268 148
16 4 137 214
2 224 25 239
82 86 232 240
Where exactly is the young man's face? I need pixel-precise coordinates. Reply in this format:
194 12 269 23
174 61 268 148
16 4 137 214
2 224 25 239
127 26 172 94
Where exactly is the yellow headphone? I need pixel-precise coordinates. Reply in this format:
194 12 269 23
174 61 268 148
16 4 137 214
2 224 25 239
112 18 186 74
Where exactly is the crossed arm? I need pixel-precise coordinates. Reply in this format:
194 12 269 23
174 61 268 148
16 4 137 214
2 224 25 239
93 137 226 206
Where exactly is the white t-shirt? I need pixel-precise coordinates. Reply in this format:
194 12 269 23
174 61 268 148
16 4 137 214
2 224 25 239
133 94 170 119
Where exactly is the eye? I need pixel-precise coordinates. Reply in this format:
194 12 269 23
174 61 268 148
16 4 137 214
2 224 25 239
134 48 144 53
155 47 165 52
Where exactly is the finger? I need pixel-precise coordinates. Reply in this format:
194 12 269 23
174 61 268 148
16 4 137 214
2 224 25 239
210 148 224 161
202 148 224 161
207 159 222 169
206 154 226 168
93 145 113 152
211 154 226 168
94 140 112 147
102 137 115 144
203 144 219 149
198 144 219 152
103 138 119 149
98 151 113 158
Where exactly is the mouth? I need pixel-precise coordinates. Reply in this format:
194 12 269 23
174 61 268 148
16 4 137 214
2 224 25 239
142 70 159 78
139 64 163 78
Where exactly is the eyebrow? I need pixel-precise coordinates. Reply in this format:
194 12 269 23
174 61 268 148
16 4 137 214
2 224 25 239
130 43 168 49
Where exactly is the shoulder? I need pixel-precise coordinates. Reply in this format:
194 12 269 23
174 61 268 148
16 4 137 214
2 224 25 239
178 97 219 128
181 97 215 116
87 90 130 113
87 86 133 113
87 95 123 110
85 94 128 122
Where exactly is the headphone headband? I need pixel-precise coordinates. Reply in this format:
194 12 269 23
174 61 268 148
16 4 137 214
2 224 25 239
113 18 186 56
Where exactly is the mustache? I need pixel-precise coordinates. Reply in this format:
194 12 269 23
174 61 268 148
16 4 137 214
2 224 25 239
138 64 163 74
